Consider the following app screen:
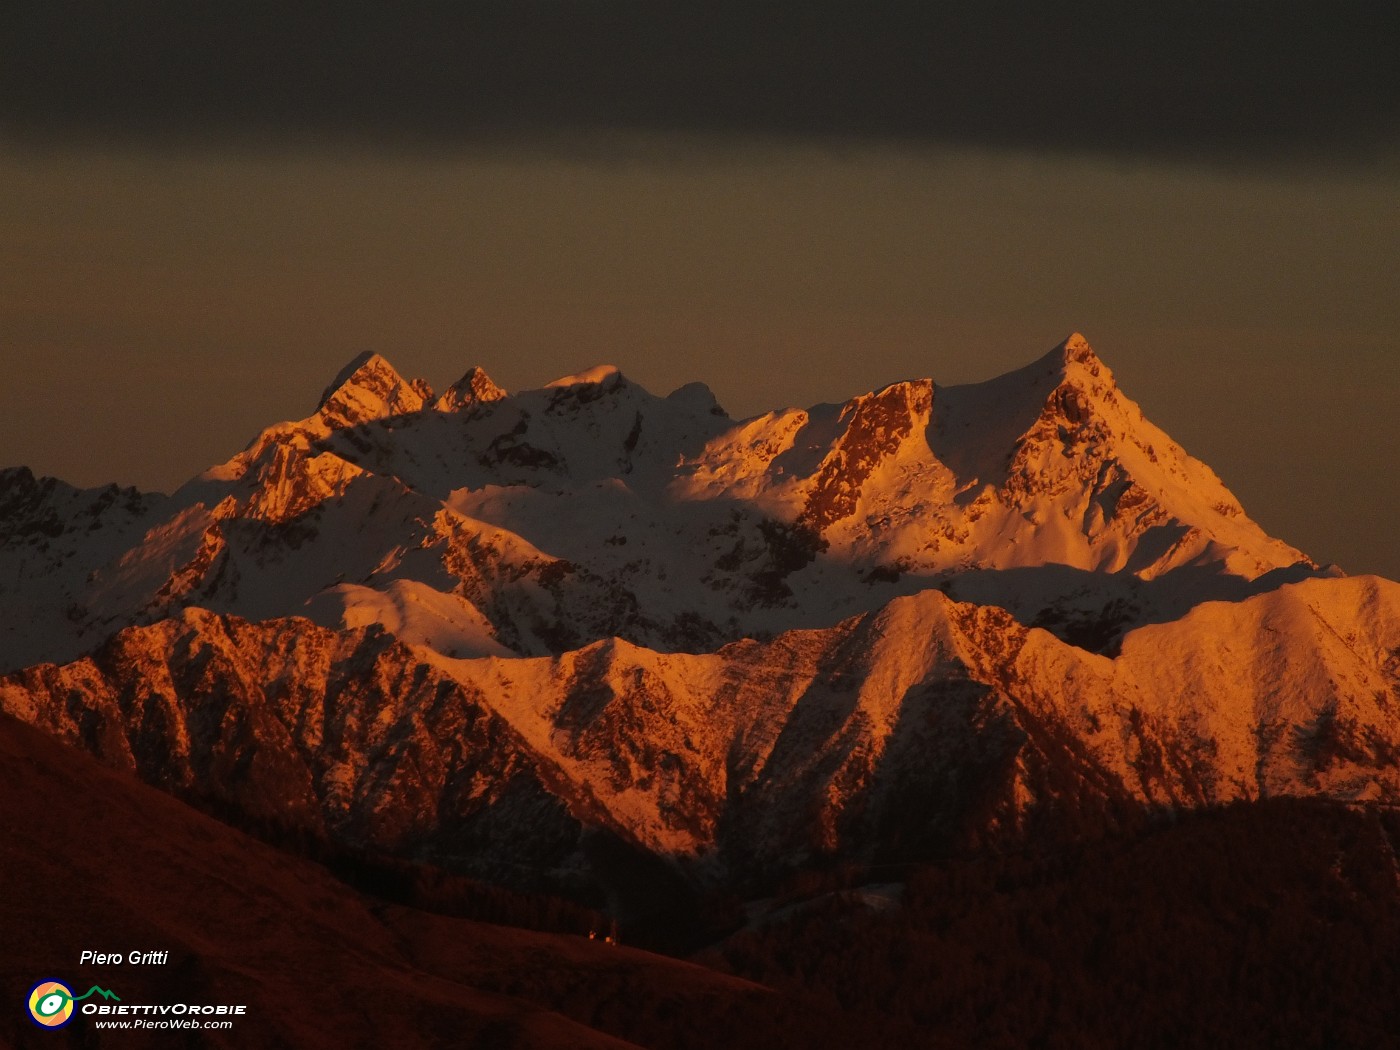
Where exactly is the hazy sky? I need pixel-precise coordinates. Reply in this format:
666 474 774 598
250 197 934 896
2 3 1397 578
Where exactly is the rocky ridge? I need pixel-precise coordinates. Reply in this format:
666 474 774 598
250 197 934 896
1 333 1393 905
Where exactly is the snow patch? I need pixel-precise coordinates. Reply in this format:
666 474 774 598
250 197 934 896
545 364 622 388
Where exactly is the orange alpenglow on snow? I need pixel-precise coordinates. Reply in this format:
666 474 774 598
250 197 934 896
0 332 1392 897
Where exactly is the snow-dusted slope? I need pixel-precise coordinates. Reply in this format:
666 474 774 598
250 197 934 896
0 467 169 671
0 334 1327 675
3 575 1396 894
4 332 1391 898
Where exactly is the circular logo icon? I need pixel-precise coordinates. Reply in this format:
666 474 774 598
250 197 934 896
28 981 76 1028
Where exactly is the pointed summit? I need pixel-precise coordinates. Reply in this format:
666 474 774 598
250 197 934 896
1061 331 1093 357
316 353 431 430
435 367 506 412
1019 332 1121 437
1033 331 1103 372
1015 332 1114 400
319 351 384 405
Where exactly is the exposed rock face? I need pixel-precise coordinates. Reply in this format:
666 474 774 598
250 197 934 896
437 366 508 412
317 351 434 430
0 609 612 889
3 335 1321 672
798 379 934 534
1 333 1391 904
4 576 1397 899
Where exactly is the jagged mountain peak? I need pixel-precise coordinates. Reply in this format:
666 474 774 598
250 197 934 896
3 333 1326 680
933 333 1124 455
317 352 432 430
1023 331 1113 393
318 350 397 405
4 330 1393 917
1058 330 1096 362
185 351 432 515
927 337 1107 486
436 366 507 412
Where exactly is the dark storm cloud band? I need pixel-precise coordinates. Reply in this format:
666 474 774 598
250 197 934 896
3 1 1397 161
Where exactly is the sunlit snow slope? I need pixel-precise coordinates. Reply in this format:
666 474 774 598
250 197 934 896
2 333 1392 895
0 334 1323 672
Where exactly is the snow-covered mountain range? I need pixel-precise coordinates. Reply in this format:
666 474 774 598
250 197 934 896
2 334 1396 899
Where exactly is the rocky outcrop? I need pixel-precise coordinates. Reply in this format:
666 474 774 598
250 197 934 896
2 334 1392 908
4 575 1396 902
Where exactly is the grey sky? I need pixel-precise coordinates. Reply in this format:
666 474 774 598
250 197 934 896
4 2 1398 164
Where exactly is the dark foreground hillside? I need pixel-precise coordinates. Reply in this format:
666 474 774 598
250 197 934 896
714 798 1400 1049
5 709 1400 1049
0 714 875 1050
